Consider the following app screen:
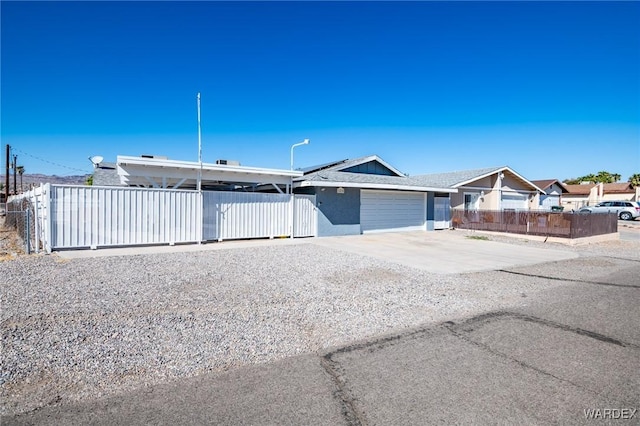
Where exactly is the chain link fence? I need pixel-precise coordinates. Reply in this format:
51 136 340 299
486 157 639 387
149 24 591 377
3 198 35 254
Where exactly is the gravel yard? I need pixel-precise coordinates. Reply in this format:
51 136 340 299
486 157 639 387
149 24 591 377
1 231 639 417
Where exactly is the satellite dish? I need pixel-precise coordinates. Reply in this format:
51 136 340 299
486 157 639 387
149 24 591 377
88 156 104 166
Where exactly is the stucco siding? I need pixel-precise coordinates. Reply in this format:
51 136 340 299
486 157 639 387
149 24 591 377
315 187 361 236
502 174 531 192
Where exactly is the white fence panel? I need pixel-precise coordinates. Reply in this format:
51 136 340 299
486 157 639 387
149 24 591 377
203 191 291 241
294 195 316 237
50 185 201 249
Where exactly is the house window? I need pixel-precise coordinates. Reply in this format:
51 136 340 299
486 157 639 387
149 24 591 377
464 193 480 211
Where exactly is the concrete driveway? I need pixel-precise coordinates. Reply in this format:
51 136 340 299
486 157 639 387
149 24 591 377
55 230 578 275
311 230 578 274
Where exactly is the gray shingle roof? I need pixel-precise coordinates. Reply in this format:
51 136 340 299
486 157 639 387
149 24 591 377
296 155 453 191
92 162 122 187
300 170 416 186
410 167 505 188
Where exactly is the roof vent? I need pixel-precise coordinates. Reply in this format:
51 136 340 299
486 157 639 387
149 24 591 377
216 159 240 166
141 155 168 160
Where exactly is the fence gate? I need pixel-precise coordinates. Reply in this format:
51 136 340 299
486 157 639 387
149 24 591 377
203 191 292 241
294 194 317 237
434 196 450 230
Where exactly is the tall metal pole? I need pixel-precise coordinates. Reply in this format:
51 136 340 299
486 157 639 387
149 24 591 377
13 155 17 196
196 93 203 245
197 92 202 192
4 144 9 201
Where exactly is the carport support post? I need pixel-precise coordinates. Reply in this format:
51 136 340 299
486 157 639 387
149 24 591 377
290 193 294 238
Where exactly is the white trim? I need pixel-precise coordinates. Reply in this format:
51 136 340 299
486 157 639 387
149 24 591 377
118 156 301 178
333 155 406 177
296 180 457 193
453 166 544 193
117 155 301 188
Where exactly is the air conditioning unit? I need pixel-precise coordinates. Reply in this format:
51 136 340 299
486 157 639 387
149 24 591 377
216 159 240 166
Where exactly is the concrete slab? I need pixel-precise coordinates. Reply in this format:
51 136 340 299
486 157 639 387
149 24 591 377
311 230 578 274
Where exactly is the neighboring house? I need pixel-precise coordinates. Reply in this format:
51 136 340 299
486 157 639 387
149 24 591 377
600 182 640 202
293 155 456 236
412 166 543 212
531 179 569 209
562 182 640 209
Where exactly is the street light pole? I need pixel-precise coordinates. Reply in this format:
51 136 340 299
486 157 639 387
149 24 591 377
290 138 310 171
197 92 202 192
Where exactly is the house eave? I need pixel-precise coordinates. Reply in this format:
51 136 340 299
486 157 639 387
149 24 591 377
295 180 457 193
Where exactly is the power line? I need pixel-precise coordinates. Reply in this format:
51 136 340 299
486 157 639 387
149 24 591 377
11 147 89 174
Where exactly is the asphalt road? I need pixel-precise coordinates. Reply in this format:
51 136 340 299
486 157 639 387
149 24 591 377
4 249 639 425
619 219 640 242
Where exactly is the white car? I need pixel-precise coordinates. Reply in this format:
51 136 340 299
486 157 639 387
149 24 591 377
579 201 640 221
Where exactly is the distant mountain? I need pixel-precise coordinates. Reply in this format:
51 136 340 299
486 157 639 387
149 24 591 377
1 173 89 190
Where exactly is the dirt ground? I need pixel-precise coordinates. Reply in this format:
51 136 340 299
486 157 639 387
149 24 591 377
0 216 25 261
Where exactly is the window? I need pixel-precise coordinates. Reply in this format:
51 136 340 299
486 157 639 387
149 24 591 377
464 193 480 211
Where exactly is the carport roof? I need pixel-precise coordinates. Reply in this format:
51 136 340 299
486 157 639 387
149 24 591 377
117 155 302 189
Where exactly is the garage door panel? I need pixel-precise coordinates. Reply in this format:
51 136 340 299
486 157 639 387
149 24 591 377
361 190 425 233
501 194 528 210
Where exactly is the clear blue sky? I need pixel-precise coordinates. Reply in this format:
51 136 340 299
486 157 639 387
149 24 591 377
2 1 639 181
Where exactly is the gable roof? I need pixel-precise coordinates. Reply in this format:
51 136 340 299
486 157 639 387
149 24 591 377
306 155 406 177
410 167 501 188
295 155 455 193
531 179 569 193
412 166 544 192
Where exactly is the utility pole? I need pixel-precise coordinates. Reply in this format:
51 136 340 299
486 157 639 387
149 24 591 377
13 155 17 196
4 144 9 201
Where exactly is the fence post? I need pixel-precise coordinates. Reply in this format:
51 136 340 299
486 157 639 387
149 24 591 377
33 188 40 254
25 208 31 254
44 183 53 253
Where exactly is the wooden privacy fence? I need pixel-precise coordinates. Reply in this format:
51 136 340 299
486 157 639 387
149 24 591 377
451 209 617 239
8 184 317 252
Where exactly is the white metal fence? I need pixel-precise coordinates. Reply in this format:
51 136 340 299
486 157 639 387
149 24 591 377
203 191 290 241
7 184 317 252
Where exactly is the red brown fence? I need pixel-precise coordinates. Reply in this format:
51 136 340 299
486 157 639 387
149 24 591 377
450 210 617 239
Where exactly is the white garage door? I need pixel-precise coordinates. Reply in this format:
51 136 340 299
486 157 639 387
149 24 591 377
361 190 425 233
540 195 560 209
501 193 528 210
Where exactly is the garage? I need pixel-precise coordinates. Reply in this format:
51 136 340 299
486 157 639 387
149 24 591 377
501 193 528 210
361 190 426 233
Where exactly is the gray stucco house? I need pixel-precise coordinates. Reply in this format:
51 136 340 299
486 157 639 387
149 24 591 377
293 155 455 236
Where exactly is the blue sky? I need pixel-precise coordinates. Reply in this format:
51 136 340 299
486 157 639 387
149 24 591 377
2 1 639 181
